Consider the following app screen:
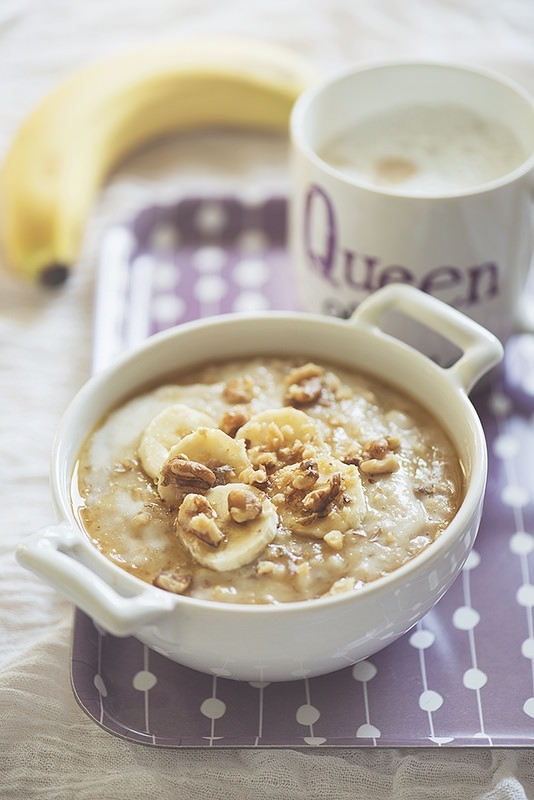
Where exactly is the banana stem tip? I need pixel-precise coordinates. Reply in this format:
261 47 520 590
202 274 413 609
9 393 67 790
39 263 70 287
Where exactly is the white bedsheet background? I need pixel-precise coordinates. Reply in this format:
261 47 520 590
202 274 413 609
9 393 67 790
2 1 534 798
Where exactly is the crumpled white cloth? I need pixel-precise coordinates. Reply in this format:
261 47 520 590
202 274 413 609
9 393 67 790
2 1 534 798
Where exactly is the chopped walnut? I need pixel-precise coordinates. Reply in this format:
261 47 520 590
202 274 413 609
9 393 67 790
239 463 268 488
114 458 136 473
265 422 285 450
256 560 274 575
154 568 192 594
177 493 223 547
227 487 263 523
219 405 250 437
290 459 319 491
294 561 311 580
414 483 436 496
287 559 310 580
131 509 151 527
365 437 390 460
284 362 325 406
285 377 323 406
323 576 356 597
211 464 238 485
358 436 400 476
222 375 255 404
245 425 315 475
324 530 344 551
247 448 279 473
341 449 363 466
256 560 286 577
302 472 342 514
160 455 216 497
359 455 399 475
285 362 324 385
278 441 314 465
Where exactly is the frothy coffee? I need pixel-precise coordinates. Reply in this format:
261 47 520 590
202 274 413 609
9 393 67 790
319 104 527 195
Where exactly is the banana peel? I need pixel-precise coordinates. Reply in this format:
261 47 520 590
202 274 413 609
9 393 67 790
0 37 315 287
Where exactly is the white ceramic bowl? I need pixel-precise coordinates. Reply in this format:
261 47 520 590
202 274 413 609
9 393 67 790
17 284 503 681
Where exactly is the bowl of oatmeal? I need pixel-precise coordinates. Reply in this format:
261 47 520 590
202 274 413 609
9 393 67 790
17 284 502 681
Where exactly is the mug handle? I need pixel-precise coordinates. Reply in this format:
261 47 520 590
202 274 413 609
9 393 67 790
16 523 176 636
351 284 504 394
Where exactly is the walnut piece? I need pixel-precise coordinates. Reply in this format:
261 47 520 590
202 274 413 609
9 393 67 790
114 458 136 473
290 458 319 491
365 437 390 460
211 464 238 485
239 463 268 488
302 472 342 514
153 568 192 594
414 483 436 496
247 449 279 472
341 450 363 466
160 455 216 496
324 530 344 551
131 509 151 527
219 405 250 437
358 436 400 476
256 560 274 575
256 560 286 578
177 493 224 547
227 487 263 523
222 375 255 404
284 362 325 406
359 454 399 475
323 576 356 597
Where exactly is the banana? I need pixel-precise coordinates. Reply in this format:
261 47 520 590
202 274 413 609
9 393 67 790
140 403 366 568
176 483 278 571
270 454 366 537
138 403 217 481
157 426 253 504
0 37 315 286
235 407 326 470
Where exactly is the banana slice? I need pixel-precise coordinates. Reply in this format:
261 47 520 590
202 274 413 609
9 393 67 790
270 454 366 537
236 407 326 470
138 404 216 480
158 427 252 504
176 484 278 571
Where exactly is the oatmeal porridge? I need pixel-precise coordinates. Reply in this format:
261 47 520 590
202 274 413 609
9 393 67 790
74 357 464 604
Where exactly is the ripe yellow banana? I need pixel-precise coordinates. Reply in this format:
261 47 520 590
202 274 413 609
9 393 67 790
0 37 315 286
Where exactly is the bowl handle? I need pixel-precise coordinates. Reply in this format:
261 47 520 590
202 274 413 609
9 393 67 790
351 284 504 393
16 523 176 636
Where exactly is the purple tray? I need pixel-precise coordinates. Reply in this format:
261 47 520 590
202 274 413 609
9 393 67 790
72 195 534 748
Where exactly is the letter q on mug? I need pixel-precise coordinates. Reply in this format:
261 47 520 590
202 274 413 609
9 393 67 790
289 60 534 366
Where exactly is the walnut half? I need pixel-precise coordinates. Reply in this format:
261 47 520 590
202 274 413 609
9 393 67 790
160 455 216 498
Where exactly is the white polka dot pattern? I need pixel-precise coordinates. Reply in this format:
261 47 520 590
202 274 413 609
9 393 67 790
77 196 534 748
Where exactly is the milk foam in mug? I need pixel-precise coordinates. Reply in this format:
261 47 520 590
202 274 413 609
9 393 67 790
290 61 534 365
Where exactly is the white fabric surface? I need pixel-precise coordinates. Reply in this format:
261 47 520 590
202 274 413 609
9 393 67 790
2 1 534 797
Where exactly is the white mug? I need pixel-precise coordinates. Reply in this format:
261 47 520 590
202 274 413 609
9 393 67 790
289 61 534 365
